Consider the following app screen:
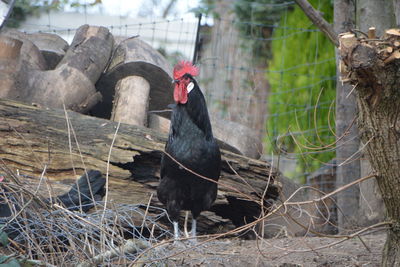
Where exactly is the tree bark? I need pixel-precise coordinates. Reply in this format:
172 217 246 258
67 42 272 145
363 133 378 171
294 0 339 46
0 98 282 235
339 30 400 267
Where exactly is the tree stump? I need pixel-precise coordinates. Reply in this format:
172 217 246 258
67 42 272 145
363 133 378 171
339 29 400 266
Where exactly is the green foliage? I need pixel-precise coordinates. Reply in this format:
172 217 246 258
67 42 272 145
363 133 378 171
267 0 336 181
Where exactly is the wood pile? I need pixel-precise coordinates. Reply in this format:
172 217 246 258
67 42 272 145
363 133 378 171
0 25 286 235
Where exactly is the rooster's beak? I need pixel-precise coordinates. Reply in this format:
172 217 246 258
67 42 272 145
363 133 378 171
172 79 179 84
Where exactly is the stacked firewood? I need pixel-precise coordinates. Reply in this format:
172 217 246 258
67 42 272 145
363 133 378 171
0 25 290 235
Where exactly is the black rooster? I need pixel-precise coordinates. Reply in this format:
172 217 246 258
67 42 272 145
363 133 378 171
157 61 221 241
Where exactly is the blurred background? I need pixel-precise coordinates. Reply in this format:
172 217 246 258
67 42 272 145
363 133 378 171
8 0 337 185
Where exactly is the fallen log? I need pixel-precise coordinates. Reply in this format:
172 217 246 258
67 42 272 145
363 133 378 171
0 98 281 234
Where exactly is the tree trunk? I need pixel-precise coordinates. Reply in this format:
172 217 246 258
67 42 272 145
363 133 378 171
339 30 400 267
356 0 396 37
295 0 400 263
0 98 283 235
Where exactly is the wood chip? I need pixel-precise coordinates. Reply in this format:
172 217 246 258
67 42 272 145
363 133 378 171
340 33 357 49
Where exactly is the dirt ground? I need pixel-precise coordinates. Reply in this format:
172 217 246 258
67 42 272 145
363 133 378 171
155 232 386 267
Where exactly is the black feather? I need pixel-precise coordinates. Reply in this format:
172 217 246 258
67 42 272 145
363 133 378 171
54 170 106 212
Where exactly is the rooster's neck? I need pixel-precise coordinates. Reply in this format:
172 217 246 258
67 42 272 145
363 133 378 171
173 85 213 140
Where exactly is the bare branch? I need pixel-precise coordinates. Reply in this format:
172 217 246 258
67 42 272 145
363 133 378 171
294 0 339 47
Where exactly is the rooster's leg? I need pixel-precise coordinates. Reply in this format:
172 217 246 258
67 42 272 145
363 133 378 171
173 221 179 240
183 211 190 238
191 218 197 241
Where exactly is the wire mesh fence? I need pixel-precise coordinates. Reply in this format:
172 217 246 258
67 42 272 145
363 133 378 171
0 0 364 260
12 0 340 195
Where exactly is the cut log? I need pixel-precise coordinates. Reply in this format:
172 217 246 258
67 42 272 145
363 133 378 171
0 36 22 99
0 35 22 59
93 37 173 120
24 32 69 70
368 27 376 39
339 33 357 50
57 24 113 84
1 29 47 70
385 28 400 40
105 37 161 126
148 113 171 134
0 98 283 235
0 26 113 113
111 76 151 126
384 50 400 64
211 117 263 159
26 65 103 113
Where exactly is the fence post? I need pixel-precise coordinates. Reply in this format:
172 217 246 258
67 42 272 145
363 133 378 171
334 0 361 232
192 13 202 64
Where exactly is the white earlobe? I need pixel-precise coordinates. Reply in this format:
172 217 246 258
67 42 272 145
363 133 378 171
187 82 194 93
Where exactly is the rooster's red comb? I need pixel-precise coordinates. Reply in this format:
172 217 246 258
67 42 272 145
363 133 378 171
173 61 199 80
